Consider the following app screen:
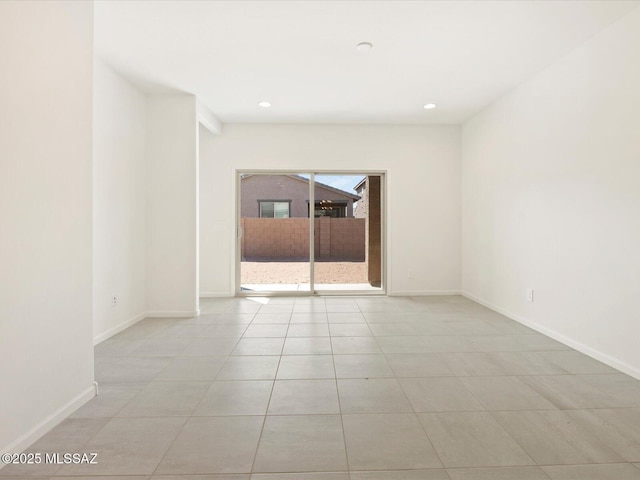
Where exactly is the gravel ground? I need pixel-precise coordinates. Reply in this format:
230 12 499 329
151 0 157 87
241 261 367 284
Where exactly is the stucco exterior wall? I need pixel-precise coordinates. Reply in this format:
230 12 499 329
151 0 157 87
241 217 365 261
240 174 356 218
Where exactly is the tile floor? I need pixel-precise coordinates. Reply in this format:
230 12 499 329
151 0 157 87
2 295 640 479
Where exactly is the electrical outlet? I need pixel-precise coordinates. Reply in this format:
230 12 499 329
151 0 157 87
408 269 414 279
112 296 118 306
526 289 534 303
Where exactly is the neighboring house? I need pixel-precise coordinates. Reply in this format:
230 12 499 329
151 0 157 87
353 177 367 219
241 174 360 218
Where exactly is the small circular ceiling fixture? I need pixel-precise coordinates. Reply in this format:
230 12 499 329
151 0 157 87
258 101 272 108
356 42 373 52
423 103 437 109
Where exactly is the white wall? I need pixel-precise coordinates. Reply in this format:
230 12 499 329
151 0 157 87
462 6 640 378
146 95 200 315
93 60 147 342
0 1 95 454
200 124 461 295
199 124 231 296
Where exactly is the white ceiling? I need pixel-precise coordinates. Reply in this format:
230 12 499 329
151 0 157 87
95 0 639 125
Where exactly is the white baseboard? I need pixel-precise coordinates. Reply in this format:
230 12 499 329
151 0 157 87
390 290 462 296
200 292 234 298
145 310 199 318
462 290 640 381
93 312 147 345
0 385 95 464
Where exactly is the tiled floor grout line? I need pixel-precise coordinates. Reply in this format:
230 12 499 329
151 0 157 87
149 306 257 478
362 303 450 473
328 313 352 474
248 301 294 475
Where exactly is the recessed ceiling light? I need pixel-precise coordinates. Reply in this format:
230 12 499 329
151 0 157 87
423 103 437 109
356 42 373 52
258 101 271 108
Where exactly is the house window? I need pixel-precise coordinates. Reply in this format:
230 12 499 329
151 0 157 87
259 201 290 218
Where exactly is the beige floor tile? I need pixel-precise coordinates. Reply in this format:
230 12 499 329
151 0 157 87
70 383 145 418
326 303 361 313
368 323 420 336
111 320 175 340
117 381 209 417
327 312 366 323
508 334 570 351
243 325 289 338
18 295 640 479
232 338 285 355
277 355 335 379
55 477 149 480
287 323 330 337
333 354 394 378
251 474 348 480
447 353 515 376
194 380 273 416
350 470 449 480
542 463 640 480
580 374 640 407
95 357 172 384
564 408 640 461
338 378 413 413
419 412 533 468
330 337 381 354
57 417 186 476
216 356 280 380
268 380 339 415
156 416 263 474
479 318 538 335
488 352 568 375
153 475 247 480
214 313 257 324
226 303 262 314
439 320 501 336
155 356 226 381
256 305 293 316
94 338 145 357
376 336 432 354
399 377 483 412
537 351 617 374
342 413 442 470
290 313 328 323
292 305 327 314
460 376 557 410
492 410 625 465
420 336 470 353
386 353 456 377
0 418 108 477
282 337 332 355
253 415 347 473
252 313 291 324
182 338 239 356
447 466 550 480
520 375 625 409
201 324 248 338
362 312 410 322
461 335 534 353
329 324 372 337
156 324 224 339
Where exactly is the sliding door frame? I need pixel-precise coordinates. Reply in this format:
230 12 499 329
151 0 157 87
235 169 386 296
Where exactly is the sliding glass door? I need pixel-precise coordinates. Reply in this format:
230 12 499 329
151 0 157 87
238 172 312 293
237 171 384 295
